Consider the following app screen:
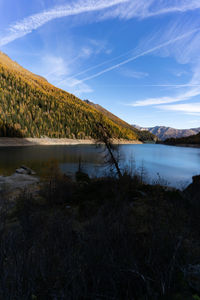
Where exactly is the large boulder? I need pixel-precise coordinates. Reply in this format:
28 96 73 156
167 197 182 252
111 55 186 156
16 165 36 175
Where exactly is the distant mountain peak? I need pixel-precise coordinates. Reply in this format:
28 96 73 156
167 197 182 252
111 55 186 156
132 125 200 140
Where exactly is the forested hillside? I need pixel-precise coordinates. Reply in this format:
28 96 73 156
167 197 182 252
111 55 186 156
163 132 200 145
85 100 155 141
0 51 141 140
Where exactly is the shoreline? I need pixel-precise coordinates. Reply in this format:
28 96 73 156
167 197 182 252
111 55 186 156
161 143 200 149
0 137 143 147
175 144 200 149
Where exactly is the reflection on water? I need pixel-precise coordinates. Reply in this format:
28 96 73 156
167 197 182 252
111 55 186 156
0 145 105 177
0 144 199 187
121 144 200 188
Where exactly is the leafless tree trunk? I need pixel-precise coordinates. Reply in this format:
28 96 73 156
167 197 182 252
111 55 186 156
94 120 122 179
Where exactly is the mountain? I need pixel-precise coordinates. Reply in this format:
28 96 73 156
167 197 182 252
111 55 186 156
84 100 155 141
0 51 146 141
132 125 200 140
163 132 200 145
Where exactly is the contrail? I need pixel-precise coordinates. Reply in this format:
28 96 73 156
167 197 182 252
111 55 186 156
0 0 129 47
72 28 200 85
57 47 136 85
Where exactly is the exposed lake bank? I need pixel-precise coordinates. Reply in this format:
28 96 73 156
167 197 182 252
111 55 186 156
0 137 142 147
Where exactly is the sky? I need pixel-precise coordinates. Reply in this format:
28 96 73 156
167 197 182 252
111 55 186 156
0 0 200 129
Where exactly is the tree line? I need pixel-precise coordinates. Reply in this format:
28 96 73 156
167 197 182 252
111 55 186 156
0 64 140 140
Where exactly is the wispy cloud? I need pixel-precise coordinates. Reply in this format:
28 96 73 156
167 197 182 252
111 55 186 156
57 46 136 86
0 0 129 47
187 119 200 125
37 54 93 96
44 55 69 78
132 88 200 107
173 70 188 77
120 68 148 79
1 0 200 48
126 19 200 108
61 78 93 96
72 27 200 85
159 103 200 115
100 0 200 20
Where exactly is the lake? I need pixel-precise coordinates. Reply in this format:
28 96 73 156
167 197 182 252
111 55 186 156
0 144 199 188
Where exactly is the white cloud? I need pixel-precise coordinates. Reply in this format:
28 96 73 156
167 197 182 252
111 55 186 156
81 47 93 58
132 88 200 107
44 55 69 78
1 0 200 48
0 0 129 47
120 68 148 79
158 103 200 115
88 39 112 55
35 54 93 96
77 40 112 59
187 119 200 125
100 0 200 20
126 19 200 107
173 70 188 77
60 78 93 96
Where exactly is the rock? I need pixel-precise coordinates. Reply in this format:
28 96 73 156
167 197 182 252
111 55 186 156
0 173 39 201
16 165 36 175
1 173 39 189
16 168 28 175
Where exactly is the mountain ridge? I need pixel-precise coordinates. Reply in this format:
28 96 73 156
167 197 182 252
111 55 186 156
85 100 156 141
132 124 200 140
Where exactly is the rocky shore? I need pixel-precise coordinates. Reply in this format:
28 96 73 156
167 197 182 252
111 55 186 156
0 137 142 147
0 166 39 201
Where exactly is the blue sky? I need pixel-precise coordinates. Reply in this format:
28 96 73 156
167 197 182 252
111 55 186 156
0 0 200 129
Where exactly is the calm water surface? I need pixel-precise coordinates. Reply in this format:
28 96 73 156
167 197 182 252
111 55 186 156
0 144 199 188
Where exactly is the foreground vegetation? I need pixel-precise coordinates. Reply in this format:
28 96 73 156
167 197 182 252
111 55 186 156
1 163 200 299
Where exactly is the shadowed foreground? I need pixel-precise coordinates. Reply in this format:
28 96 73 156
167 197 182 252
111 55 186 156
0 167 200 300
